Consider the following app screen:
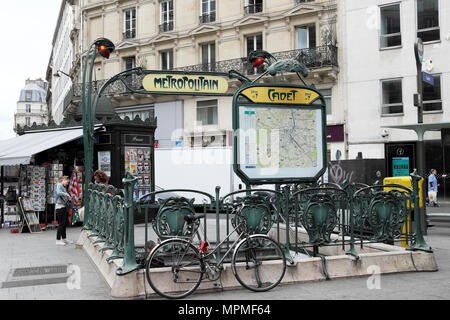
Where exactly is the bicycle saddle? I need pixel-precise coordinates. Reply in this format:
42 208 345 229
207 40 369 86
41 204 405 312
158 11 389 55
184 213 205 224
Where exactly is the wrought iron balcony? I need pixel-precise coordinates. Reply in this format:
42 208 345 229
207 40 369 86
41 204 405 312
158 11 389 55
199 12 216 24
244 4 263 15
123 30 136 40
175 45 338 74
159 22 173 32
71 46 337 100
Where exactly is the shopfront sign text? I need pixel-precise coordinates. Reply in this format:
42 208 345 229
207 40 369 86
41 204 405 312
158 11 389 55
240 86 320 105
143 73 229 95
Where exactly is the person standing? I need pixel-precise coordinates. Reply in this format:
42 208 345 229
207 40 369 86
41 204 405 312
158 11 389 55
54 176 74 245
428 169 439 207
93 170 109 186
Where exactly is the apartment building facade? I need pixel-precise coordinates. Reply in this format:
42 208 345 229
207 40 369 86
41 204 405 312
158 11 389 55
49 0 342 192
341 0 450 195
46 0 81 124
14 79 49 131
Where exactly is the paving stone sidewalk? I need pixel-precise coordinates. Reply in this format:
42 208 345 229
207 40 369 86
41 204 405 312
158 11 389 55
0 226 111 300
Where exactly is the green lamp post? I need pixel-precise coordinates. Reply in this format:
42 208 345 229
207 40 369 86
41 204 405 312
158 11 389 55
82 38 115 230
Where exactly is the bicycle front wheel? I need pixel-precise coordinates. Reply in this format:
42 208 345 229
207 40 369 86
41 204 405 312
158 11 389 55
231 235 286 292
146 239 204 299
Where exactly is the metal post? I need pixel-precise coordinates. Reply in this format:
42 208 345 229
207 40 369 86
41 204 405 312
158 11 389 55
116 173 140 275
414 38 427 235
215 186 221 263
81 38 115 230
81 41 98 230
407 169 432 252
415 38 424 124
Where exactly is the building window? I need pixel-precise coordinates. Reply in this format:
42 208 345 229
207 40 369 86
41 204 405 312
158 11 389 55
423 74 442 112
26 104 31 113
117 106 155 121
197 100 218 126
417 0 440 42
160 50 174 70
124 56 136 71
25 117 31 126
380 4 401 48
296 25 316 49
25 90 32 102
321 89 332 115
200 0 216 23
124 8 136 39
245 0 263 15
201 43 216 71
246 34 263 74
381 79 403 115
160 0 174 32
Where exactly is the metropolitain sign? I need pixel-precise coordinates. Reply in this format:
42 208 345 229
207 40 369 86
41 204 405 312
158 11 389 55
142 73 229 95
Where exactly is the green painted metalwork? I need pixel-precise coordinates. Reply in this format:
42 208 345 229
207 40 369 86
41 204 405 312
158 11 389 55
99 193 116 252
107 196 125 262
407 170 433 252
82 171 432 277
116 173 140 275
230 195 274 235
352 184 412 243
151 197 199 241
291 187 346 246
81 38 115 231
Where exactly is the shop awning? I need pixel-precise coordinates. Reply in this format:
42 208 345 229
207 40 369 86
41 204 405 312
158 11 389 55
0 127 90 166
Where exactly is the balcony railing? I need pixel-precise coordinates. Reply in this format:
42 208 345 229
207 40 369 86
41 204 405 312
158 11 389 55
175 45 338 74
199 12 216 24
71 46 337 99
244 4 263 15
123 30 136 40
159 21 173 32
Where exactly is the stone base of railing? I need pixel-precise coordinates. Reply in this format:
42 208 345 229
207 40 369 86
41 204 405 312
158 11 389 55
77 226 438 300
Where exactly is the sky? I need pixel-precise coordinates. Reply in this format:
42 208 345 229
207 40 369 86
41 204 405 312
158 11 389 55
0 1 61 140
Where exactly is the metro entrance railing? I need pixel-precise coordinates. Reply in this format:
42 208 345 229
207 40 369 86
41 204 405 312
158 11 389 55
84 170 431 277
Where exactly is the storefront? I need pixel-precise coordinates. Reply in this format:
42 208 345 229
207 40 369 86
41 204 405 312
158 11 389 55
0 115 156 228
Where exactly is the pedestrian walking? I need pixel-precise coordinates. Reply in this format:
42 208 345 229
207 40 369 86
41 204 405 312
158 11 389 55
428 169 439 207
54 176 74 246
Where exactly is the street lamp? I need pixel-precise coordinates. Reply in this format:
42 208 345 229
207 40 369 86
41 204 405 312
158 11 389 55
81 38 115 230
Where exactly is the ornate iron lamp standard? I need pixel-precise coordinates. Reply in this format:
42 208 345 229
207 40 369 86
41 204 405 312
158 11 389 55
81 38 115 230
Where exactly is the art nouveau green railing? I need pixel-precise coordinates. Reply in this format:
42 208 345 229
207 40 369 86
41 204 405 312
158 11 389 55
84 171 432 276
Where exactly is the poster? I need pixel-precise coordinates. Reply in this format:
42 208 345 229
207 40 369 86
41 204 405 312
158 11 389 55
98 151 111 177
125 146 151 201
392 157 410 177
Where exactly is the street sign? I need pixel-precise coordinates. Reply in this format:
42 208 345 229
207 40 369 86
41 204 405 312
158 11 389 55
423 72 434 86
142 72 229 95
232 84 327 185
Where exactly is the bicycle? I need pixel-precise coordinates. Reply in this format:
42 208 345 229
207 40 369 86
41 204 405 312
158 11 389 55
145 207 287 299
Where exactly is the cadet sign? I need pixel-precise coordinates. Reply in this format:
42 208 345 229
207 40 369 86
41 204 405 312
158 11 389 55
233 85 327 184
